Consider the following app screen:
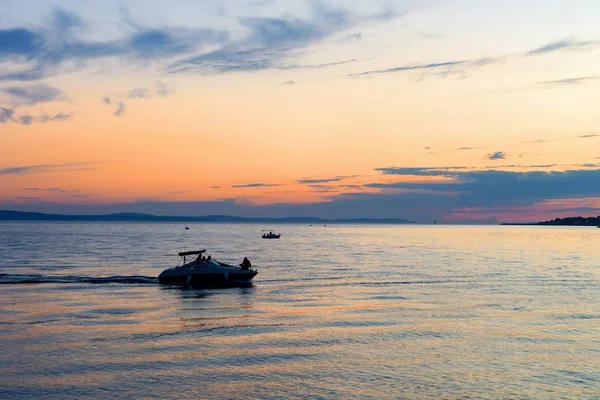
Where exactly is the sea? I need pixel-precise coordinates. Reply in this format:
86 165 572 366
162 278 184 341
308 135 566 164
0 222 598 399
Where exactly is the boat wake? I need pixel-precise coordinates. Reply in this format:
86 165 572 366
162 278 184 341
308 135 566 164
0 273 158 285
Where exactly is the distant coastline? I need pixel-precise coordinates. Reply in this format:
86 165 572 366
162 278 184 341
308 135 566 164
503 216 600 226
0 210 415 224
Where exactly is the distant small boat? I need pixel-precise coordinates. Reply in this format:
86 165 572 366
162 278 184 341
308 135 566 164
185 226 189 230
262 230 281 239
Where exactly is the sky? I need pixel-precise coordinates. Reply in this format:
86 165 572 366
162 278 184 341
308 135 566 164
1 0 600 223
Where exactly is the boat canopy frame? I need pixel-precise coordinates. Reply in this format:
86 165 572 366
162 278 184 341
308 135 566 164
178 250 206 257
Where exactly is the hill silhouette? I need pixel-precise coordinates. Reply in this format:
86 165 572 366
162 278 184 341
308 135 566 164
0 210 415 224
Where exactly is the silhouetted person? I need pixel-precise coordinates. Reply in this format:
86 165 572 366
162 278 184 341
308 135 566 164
241 257 251 270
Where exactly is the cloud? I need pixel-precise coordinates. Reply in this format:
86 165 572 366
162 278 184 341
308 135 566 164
103 81 174 116
345 38 599 81
0 8 229 82
18 115 34 125
538 76 599 86
40 112 71 122
168 3 399 75
0 108 71 125
299 177 344 184
16 197 42 201
156 81 173 97
0 28 44 58
487 151 507 160
1 83 65 106
376 166 467 177
365 167 600 210
527 39 600 56
0 162 96 175
22 187 72 193
346 60 467 77
128 88 152 99
1 4 399 82
298 175 359 184
232 183 281 188
523 139 550 144
0 106 15 122
577 134 599 139
283 80 296 85
114 102 126 116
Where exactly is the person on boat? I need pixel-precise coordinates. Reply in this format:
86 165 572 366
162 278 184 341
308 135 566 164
241 257 251 270
207 255 211 261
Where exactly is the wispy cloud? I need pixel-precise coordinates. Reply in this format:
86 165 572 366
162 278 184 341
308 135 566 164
103 81 174 116
376 166 467 177
298 175 359 184
0 162 96 175
0 4 402 83
0 8 229 82
232 183 281 188
168 3 399 75
128 88 152 99
1 83 65 106
527 39 600 56
538 76 600 86
114 102 126 116
345 37 599 81
346 60 467 78
0 108 72 125
299 177 344 184
577 134 599 139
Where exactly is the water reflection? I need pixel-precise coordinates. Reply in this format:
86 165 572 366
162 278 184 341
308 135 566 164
1 223 598 399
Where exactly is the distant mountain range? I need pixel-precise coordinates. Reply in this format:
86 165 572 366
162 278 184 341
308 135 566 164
0 210 415 224
503 216 600 226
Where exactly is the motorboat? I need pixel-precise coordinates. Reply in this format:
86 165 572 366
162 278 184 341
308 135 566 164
158 250 258 286
262 230 281 239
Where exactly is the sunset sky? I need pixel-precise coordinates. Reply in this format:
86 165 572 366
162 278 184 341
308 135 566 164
1 0 600 222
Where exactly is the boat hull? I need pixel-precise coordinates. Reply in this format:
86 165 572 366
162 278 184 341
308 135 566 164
158 270 258 286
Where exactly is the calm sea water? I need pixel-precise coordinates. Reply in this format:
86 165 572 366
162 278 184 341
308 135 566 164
0 223 598 399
